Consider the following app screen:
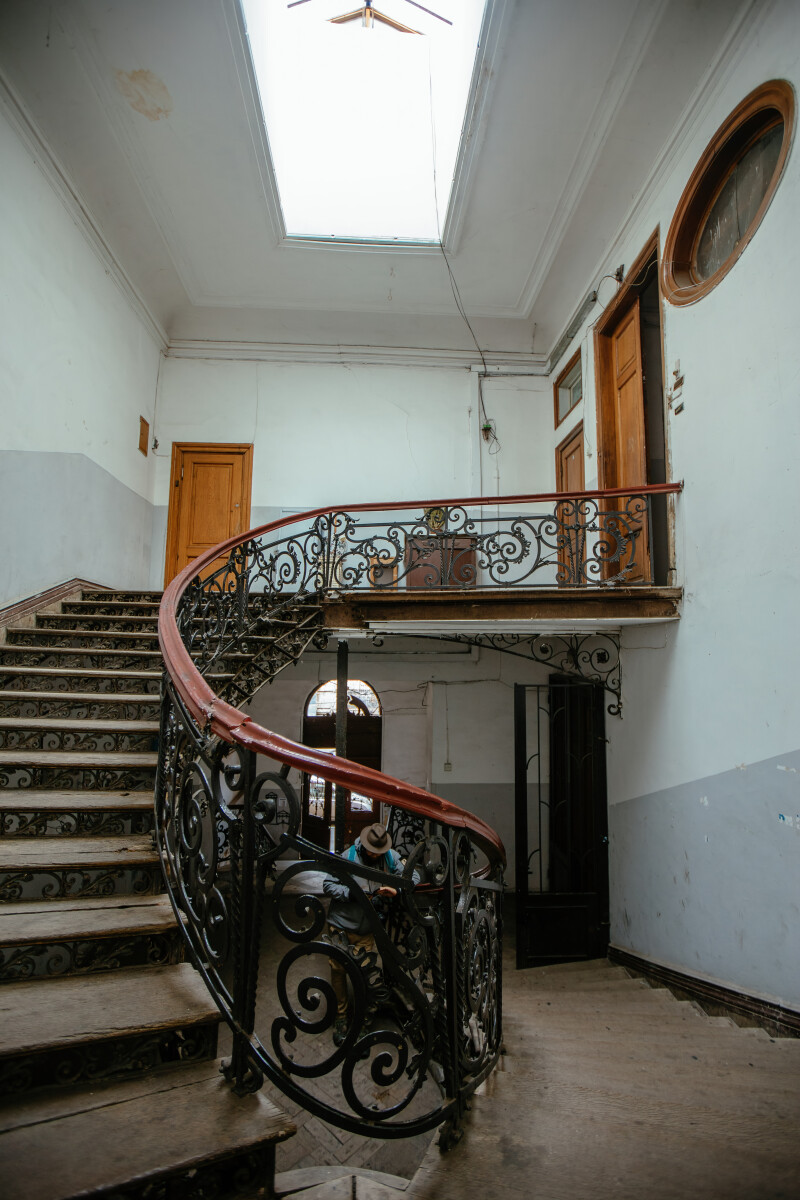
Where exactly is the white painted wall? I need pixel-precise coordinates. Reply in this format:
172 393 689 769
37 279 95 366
0 100 162 604
544 1 800 1003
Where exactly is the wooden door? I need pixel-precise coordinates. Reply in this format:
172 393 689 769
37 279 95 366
555 423 585 585
597 298 649 581
164 443 253 586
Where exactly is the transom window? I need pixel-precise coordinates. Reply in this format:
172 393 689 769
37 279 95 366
554 350 583 428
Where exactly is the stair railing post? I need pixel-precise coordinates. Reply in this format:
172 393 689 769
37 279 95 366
334 639 349 854
438 825 465 1148
224 745 264 1094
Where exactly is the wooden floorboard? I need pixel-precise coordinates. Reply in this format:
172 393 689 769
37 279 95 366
0 835 158 869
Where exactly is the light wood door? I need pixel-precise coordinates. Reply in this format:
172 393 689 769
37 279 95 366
598 298 649 581
556 423 585 584
164 443 253 585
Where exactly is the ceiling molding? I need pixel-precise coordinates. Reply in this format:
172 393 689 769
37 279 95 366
166 338 548 371
544 0 770 367
0 70 167 351
441 0 513 255
515 0 670 319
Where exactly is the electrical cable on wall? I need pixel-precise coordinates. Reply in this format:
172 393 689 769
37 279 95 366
427 54 501 457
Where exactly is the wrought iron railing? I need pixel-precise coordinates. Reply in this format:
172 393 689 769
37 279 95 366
156 485 679 1143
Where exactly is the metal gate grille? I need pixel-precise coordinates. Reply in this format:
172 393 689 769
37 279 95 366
514 677 609 969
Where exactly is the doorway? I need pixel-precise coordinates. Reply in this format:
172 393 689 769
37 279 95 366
164 442 253 586
514 678 609 969
555 421 585 583
594 235 669 584
302 679 382 851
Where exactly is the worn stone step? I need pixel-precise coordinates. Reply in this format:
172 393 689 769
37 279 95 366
0 1058 294 1200
0 962 219 1096
0 790 154 838
0 835 162 902
0 894 182 982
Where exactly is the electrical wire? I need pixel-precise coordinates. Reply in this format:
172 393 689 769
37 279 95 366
426 48 502 456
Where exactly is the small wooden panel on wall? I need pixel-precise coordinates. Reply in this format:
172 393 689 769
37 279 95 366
164 443 253 586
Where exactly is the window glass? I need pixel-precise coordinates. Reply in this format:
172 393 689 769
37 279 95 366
695 121 783 280
557 358 583 424
306 679 381 717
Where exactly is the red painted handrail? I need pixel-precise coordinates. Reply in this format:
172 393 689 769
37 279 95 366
158 484 682 867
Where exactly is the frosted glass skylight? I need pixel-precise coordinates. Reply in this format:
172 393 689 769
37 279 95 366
240 0 487 242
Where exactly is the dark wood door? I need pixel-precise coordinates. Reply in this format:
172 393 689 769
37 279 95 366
515 679 609 969
164 443 253 585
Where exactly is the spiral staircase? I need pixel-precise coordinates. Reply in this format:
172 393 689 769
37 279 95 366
0 488 679 1198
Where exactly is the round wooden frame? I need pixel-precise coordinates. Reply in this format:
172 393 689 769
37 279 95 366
662 80 795 306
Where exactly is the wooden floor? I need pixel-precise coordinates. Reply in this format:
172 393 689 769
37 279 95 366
404 954 800 1200
277 943 800 1200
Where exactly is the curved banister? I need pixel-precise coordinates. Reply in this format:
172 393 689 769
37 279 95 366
156 483 681 1143
159 482 681 864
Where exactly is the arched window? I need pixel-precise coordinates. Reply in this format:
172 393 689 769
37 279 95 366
302 680 382 851
662 80 794 305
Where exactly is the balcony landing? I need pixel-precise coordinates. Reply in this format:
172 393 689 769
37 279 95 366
322 587 682 634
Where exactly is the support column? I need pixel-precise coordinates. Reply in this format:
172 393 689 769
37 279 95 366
334 639 349 853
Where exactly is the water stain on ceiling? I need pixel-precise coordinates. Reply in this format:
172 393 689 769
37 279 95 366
115 69 172 121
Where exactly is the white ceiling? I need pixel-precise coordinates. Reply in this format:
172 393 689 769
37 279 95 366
0 0 752 356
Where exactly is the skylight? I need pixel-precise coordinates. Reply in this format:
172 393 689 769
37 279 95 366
240 0 487 242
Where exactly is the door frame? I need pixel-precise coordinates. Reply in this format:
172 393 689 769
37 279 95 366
593 231 674 584
164 442 253 587
593 232 661 489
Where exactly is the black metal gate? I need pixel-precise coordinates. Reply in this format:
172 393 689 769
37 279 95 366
514 676 609 969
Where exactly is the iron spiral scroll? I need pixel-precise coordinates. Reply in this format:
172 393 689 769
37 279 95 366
156 486 680 1141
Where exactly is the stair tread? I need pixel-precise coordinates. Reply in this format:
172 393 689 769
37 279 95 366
0 646 163 658
0 1059 294 1200
0 835 158 869
0 963 217 1056
0 690 157 703
0 790 154 811
8 629 159 640
0 717 159 732
0 666 162 679
0 894 177 944
0 749 157 766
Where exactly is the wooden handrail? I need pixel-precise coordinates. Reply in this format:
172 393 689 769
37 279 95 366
158 484 683 868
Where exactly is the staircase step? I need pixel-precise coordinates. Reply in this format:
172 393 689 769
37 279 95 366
0 895 182 982
63 600 161 614
0 790 154 811
0 689 158 706
0 646 163 668
0 835 158 870
0 749 157 769
0 666 163 693
0 835 161 902
0 962 218 1096
0 1059 294 1200
0 790 154 837
6 628 160 647
0 716 160 755
37 614 159 629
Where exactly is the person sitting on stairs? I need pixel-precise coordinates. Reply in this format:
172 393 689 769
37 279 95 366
323 821 416 1047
